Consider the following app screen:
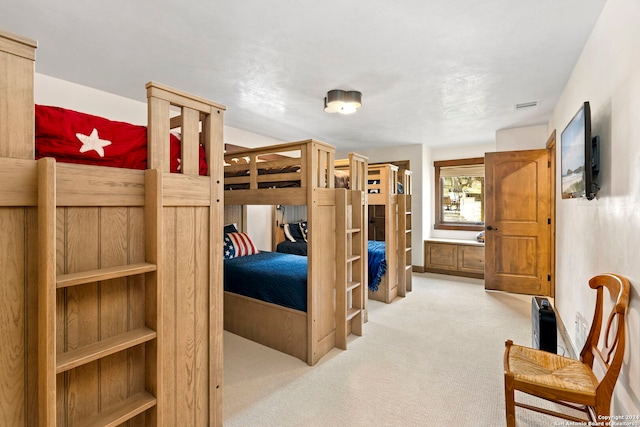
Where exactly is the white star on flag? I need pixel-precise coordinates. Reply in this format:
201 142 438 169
76 128 112 157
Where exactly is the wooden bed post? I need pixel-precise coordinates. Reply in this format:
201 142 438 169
0 30 37 160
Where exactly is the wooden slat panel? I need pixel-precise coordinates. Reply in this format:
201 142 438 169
223 292 307 361
316 188 335 206
0 207 27 426
162 174 211 206
176 207 197 424
224 188 306 206
0 34 35 160
161 206 177 425
63 206 100 425
0 157 37 206
147 97 171 173
181 107 200 176
98 207 134 416
56 164 145 207
25 207 39 426
127 206 148 423
194 206 210 426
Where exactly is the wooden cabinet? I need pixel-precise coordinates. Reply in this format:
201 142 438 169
424 239 484 278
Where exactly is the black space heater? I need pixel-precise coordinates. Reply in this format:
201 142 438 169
532 297 557 353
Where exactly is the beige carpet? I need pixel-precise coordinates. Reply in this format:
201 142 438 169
223 273 571 426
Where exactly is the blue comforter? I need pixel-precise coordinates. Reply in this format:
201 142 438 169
368 240 387 291
224 251 307 311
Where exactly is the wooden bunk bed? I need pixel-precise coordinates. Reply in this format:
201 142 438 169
269 152 369 349
366 163 413 303
0 29 224 427
223 142 366 363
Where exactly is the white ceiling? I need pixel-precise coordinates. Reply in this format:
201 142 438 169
0 1 607 152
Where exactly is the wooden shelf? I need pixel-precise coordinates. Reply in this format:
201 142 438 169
76 392 156 427
56 327 157 373
57 262 157 288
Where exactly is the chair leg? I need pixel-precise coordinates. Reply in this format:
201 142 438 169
505 373 516 427
595 396 611 422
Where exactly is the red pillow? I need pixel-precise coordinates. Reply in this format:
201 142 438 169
35 105 207 175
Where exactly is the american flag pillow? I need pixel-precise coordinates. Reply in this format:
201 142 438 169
226 232 259 257
223 234 236 259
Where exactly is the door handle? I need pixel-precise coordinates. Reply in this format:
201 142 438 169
486 225 498 231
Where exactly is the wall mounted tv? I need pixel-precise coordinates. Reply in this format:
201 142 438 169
560 101 600 200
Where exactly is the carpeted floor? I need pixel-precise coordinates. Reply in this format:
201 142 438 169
223 273 571 426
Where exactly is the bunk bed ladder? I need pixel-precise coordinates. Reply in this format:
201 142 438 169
398 170 413 293
38 159 160 426
336 188 364 350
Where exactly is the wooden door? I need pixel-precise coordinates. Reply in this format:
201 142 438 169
484 149 551 295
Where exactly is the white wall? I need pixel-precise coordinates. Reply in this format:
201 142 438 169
550 0 640 416
495 124 548 151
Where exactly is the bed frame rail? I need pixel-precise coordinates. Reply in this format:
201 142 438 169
224 139 336 206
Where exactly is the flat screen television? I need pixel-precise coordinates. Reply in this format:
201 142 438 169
560 101 600 200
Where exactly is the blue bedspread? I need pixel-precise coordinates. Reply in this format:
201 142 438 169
224 251 307 312
368 240 387 291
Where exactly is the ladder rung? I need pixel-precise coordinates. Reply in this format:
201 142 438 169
347 281 361 292
57 262 157 288
57 327 157 373
346 255 360 263
346 308 361 321
75 391 156 427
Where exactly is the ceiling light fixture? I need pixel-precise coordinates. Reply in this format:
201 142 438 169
324 89 362 114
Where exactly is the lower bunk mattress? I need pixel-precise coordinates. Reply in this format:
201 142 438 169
273 240 387 292
224 251 307 312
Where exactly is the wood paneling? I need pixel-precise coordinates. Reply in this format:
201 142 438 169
424 240 485 279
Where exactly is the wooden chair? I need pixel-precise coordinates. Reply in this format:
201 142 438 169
503 273 630 426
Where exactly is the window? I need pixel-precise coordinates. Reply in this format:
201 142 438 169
434 157 484 231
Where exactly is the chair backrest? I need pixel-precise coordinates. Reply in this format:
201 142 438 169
580 274 630 393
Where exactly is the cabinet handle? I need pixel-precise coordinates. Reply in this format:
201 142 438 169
486 225 498 231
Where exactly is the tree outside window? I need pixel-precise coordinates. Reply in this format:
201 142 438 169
434 157 484 231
